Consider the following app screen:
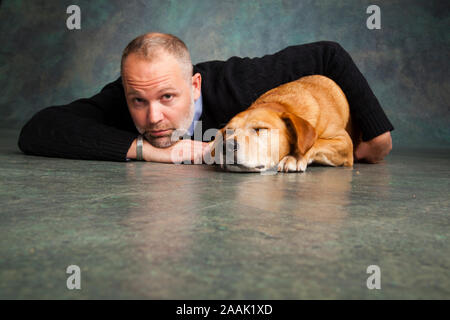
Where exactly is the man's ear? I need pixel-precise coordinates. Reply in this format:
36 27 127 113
281 112 316 155
192 72 202 100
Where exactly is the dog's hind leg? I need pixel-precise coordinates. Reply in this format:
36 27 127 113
277 131 353 172
303 131 354 168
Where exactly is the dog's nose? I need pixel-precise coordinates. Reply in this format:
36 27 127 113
224 138 239 154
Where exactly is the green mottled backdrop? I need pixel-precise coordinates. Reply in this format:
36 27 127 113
0 0 448 147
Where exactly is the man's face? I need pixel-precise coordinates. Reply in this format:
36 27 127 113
122 51 201 148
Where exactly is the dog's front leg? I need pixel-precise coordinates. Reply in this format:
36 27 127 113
277 153 312 172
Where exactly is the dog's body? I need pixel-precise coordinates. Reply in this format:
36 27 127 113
212 75 360 172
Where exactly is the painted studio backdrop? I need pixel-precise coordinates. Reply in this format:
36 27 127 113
0 0 448 147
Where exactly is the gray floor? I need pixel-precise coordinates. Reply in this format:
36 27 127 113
0 128 449 299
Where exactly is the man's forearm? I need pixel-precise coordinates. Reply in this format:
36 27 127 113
126 138 167 162
126 138 137 160
126 138 172 162
127 137 208 163
18 105 137 162
18 76 141 162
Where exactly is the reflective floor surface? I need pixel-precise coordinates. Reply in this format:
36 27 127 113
0 129 449 299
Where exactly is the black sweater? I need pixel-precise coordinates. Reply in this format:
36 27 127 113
18 41 394 162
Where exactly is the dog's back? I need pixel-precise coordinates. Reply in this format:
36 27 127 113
253 75 352 140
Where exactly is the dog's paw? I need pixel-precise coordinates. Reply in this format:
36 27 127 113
277 156 308 172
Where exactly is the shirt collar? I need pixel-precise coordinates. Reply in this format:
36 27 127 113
187 93 203 136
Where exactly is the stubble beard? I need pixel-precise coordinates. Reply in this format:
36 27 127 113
136 89 196 149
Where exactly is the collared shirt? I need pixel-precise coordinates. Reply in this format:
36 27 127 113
187 93 203 136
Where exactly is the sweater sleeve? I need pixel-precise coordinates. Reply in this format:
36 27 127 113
17 77 139 161
317 41 394 141
272 41 394 141
203 41 393 141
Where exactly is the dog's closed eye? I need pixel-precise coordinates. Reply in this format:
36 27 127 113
253 128 269 134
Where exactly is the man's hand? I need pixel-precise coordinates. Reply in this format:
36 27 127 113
354 131 392 163
127 137 210 164
162 139 210 164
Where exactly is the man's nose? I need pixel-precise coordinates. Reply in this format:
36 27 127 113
148 105 164 124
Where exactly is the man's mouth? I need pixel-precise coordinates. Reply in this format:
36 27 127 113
148 129 172 137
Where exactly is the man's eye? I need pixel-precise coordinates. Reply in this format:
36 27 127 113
133 98 144 104
162 94 173 101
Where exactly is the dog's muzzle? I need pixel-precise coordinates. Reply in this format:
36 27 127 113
224 138 239 155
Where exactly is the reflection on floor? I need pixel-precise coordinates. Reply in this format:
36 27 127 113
0 129 449 299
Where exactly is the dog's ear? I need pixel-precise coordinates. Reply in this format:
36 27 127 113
209 127 225 157
281 112 316 155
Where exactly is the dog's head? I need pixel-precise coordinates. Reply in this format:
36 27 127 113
209 105 316 172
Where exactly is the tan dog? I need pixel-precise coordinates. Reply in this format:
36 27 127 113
210 75 359 172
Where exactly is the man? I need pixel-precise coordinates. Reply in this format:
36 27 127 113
18 32 393 164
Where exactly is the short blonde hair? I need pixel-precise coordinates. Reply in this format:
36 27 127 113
121 32 193 81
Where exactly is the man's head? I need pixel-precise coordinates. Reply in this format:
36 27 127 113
121 32 201 148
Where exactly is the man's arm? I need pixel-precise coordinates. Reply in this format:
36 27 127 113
207 41 394 162
126 137 207 163
18 75 208 163
18 78 139 161
313 42 394 162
